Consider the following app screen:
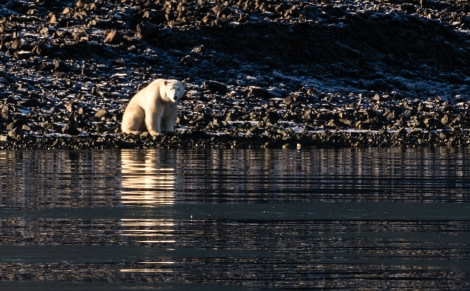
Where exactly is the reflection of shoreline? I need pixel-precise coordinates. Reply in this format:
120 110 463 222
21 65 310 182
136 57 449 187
120 149 176 206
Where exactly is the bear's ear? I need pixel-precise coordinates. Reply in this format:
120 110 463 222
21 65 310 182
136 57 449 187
164 80 168 86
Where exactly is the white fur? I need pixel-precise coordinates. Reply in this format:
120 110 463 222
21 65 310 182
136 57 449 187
121 79 185 136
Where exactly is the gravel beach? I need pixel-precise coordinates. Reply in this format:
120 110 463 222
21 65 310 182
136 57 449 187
1 0 470 149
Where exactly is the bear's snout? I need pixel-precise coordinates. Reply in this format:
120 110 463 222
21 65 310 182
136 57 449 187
167 90 178 102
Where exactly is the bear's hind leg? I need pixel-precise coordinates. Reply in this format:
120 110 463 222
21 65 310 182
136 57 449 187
121 106 145 135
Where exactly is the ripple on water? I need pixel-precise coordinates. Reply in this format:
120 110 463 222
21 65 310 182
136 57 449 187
0 148 469 289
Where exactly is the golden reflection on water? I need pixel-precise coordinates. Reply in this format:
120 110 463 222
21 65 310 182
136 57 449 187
120 149 176 206
120 218 176 244
120 261 176 274
120 149 177 274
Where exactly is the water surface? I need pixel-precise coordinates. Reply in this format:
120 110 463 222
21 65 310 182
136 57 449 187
0 148 469 290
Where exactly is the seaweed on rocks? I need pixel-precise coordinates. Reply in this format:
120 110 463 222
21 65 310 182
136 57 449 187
0 0 470 149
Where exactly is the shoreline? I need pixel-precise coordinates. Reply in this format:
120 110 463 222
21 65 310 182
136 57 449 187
1 128 469 150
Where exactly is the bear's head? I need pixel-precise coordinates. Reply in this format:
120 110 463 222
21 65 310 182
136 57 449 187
164 80 185 103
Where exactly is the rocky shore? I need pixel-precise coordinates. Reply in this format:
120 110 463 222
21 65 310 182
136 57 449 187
1 0 470 149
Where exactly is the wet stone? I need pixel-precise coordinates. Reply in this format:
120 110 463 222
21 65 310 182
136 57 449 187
7 127 22 141
203 80 227 94
94 108 108 118
248 86 270 99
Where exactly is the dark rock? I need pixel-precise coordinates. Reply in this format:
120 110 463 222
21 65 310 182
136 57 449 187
423 118 438 129
103 29 120 44
383 107 397 121
248 86 270 99
7 127 22 141
61 124 79 135
136 22 157 39
203 80 227 94
53 59 67 71
95 108 108 118
40 122 54 131
21 124 32 131
21 98 43 107
440 114 450 126
180 55 198 65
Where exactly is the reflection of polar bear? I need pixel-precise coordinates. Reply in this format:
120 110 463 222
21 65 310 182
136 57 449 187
121 79 185 136
120 149 176 206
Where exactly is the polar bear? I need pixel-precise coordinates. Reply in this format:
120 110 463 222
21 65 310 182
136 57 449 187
121 79 185 136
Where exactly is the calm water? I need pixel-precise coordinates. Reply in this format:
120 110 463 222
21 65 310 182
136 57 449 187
0 148 469 290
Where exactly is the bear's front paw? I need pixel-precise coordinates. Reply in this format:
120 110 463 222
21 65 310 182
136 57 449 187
149 131 163 137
